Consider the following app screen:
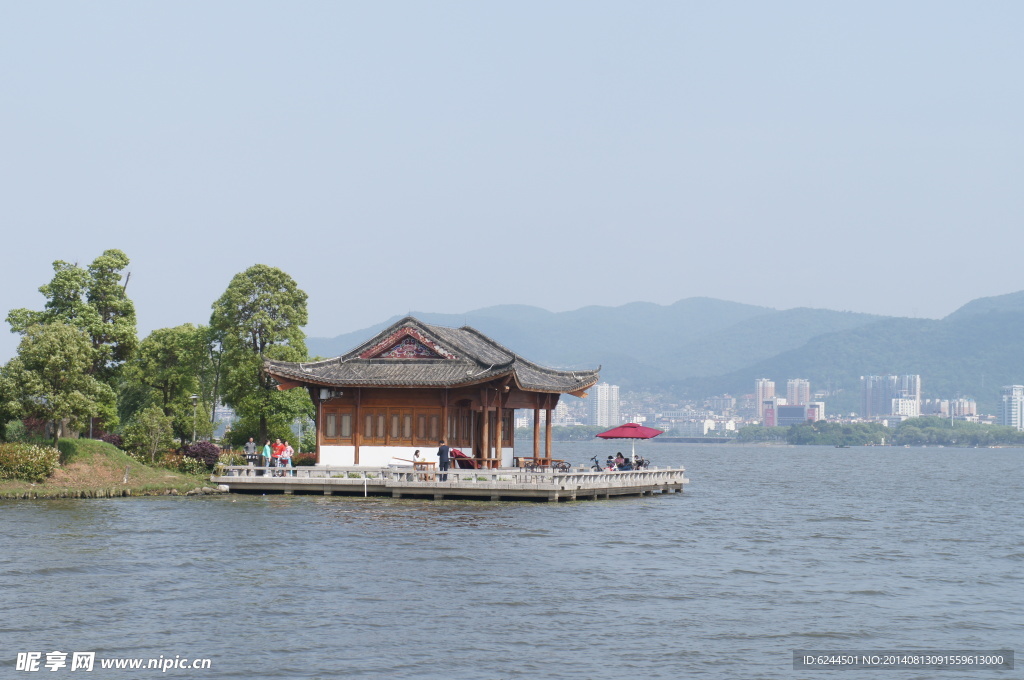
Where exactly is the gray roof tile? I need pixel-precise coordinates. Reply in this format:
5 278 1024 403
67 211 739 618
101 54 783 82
264 316 599 393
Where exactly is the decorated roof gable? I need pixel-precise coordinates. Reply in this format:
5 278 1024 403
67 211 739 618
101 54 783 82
359 328 457 360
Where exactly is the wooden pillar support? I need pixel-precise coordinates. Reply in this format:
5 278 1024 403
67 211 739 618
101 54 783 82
441 389 449 443
480 390 490 468
536 405 544 458
354 388 362 466
544 400 553 465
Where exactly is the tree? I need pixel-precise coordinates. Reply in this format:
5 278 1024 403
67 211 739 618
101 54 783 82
0 324 116 445
122 324 217 446
7 249 138 387
210 265 311 442
124 405 174 463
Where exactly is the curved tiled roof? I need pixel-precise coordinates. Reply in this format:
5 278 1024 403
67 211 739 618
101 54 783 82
264 316 600 394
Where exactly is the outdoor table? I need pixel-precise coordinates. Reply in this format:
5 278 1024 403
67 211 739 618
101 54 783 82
413 460 436 481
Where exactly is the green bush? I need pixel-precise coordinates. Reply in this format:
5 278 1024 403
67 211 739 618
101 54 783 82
292 453 316 467
0 443 61 482
162 453 209 476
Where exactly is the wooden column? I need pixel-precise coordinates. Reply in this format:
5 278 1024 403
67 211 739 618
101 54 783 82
544 398 553 464
494 401 503 469
314 389 322 465
533 406 540 462
353 388 362 465
479 403 487 466
441 389 449 442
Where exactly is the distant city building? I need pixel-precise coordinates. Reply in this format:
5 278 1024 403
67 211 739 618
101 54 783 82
213 402 235 438
589 383 621 427
676 419 716 437
891 397 920 418
950 398 977 417
808 401 825 422
754 379 775 420
861 375 921 418
552 401 572 425
998 385 1024 431
776 404 812 427
921 399 949 417
706 395 736 414
737 394 757 419
786 379 811 406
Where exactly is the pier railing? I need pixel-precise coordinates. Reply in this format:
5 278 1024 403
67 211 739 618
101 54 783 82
215 464 687 488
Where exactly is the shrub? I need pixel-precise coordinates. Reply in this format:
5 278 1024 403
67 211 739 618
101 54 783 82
184 441 221 467
162 454 209 476
218 452 246 466
100 433 124 449
0 443 61 482
292 453 316 467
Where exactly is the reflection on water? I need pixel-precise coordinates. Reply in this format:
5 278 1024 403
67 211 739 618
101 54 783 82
1 444 1021 679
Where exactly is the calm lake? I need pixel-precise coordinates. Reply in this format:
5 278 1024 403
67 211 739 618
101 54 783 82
1 443 1020 679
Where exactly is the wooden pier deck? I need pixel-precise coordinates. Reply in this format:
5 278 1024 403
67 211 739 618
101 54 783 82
211 465 689 502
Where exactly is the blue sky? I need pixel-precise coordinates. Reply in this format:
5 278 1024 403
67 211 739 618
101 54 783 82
2 2 1022 363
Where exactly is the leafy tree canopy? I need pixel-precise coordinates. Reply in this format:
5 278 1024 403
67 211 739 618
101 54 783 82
0 324 116 443
122 324 217 446
210 265 310 441
7 249 137 385
124 404 174 463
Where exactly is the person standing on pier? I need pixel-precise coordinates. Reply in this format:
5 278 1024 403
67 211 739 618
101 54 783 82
437 440 450 481
260 440 272 475
243 438 257 465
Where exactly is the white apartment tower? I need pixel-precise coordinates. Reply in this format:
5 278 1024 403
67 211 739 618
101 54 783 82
786 379 811 406
998 385 1024 431
754 379 775 420
589 383 621 427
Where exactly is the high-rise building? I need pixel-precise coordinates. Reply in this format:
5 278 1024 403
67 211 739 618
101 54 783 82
776 404 811 427
950 398 977 417
998 385 1024 431
861 375 921 418
589 383 620 427
754 379 775 420
787 379 811 406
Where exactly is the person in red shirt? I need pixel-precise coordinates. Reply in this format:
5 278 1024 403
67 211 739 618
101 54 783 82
271 439 285 475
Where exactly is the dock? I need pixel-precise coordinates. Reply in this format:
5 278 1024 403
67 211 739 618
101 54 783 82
211 465 689 502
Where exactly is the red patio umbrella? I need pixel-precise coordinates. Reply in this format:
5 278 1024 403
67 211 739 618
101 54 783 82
595 423 664 456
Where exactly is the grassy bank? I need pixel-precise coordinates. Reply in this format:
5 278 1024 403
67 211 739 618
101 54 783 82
0 438 212 499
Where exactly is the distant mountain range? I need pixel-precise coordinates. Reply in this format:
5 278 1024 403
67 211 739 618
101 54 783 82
307 292 1024 414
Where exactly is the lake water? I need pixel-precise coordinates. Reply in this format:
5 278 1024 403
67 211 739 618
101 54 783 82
1 443 1020 679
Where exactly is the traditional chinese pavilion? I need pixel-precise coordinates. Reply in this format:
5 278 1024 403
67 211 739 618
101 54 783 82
263 317 600 467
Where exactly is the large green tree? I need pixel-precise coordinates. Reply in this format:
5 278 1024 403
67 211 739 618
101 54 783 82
209 265 311 441
122 324 217 446
7 249 138 386
0 324 116 444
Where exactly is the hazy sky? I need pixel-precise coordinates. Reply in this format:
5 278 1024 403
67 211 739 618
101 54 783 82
2 2 1022 363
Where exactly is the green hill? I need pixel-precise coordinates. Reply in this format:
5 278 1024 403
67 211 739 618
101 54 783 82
944 290 1024 322
307 298 882 388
